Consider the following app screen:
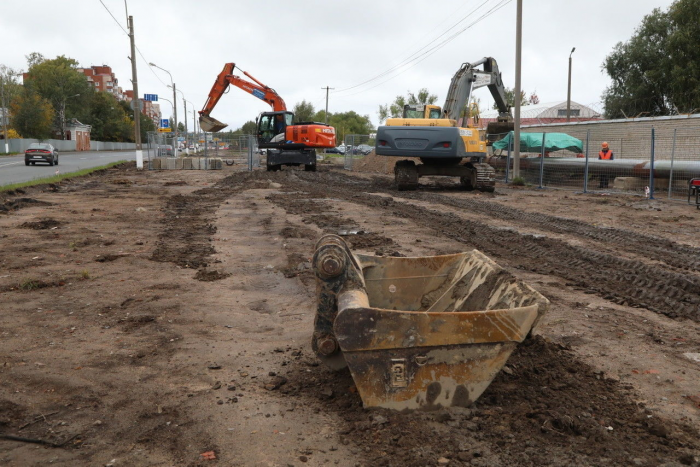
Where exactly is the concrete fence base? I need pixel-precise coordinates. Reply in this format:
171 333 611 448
150 157 223 170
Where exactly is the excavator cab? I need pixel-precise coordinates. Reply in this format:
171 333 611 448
256 111 293 144
402 104 442 119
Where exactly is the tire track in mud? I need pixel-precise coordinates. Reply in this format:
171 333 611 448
410 191 700 274
263 170 700 323
150 185 237 270
302 170 700 275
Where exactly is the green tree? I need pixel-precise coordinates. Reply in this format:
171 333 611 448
494 87 528 110
377 88 438 123
24 55 92 138
601 8 673 118
292 100 316 123
241 120 257 134
322 111 373 143
178 122 185 132
139 113 156 141
10 89 54 139
666 0 700 113
25 52 45 69
88 91 131 142
1 65 23 135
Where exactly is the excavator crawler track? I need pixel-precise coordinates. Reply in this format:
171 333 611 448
394 160 419 191
471 162 496 192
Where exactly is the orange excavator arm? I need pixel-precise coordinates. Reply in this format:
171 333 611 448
199 63 287 132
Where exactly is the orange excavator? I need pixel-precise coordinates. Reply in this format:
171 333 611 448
199 63 336 171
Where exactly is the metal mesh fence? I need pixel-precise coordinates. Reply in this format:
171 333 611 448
146 132 260 170
343 134 374 170
490 127 700 201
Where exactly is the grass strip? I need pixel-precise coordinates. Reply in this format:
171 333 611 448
0 161 127 192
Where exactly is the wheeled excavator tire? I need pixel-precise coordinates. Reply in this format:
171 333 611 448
304 164 317 172
395 160 419 191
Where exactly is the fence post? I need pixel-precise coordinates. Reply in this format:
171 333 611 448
650 128 655 200
583 129 590 193
248 135 253 172
668 128 676 199
538 132 546 188
505 133 512 183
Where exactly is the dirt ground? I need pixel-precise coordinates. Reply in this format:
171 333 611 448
1 160 699 467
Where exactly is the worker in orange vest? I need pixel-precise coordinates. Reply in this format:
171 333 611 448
598 142 614 188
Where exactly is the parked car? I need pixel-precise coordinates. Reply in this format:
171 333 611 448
25 143 59 166
355 144 373 155
156 144 173 156
324 146 344 155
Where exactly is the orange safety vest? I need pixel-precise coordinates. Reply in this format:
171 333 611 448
599 149 613 160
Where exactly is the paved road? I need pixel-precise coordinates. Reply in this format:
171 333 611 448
0 150 135 187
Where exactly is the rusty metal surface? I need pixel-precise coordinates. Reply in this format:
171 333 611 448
343 343 517 410
199 115 228 133
312 235 550 410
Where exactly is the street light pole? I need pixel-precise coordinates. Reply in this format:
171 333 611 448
149 62 177 156
128 15 143 169
566 47 576 122
185 99 196 152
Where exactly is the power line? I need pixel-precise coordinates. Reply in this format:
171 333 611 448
97 0 169 89
99 0 128 35
334 0 512 99
333 0 506 95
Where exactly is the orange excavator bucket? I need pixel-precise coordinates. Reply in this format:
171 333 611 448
199 115 228 133
312 234 549 411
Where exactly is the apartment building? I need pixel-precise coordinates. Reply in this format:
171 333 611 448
78 65 126 101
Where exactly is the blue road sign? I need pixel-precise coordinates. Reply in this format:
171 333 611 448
160 119 169 128
144 94 158 101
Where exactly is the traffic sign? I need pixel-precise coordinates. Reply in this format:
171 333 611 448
160 119 169 128
144 94 158 101
158 128 172 132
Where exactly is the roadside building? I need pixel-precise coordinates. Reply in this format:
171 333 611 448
64 118 91 151
477 101 602 127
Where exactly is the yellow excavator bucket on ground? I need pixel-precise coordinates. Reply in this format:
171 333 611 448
199 115 228 133
312 234 549 411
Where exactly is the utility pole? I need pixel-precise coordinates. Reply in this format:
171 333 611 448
1 74 9 154
181 97 187 153
566 47 576 122
172 83 178 156
321 86 334 124
128 15 143 169
513 0 522 179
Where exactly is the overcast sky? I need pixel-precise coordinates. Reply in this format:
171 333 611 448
2 0 676 131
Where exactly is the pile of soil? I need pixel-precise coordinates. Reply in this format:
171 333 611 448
351 151 414 174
